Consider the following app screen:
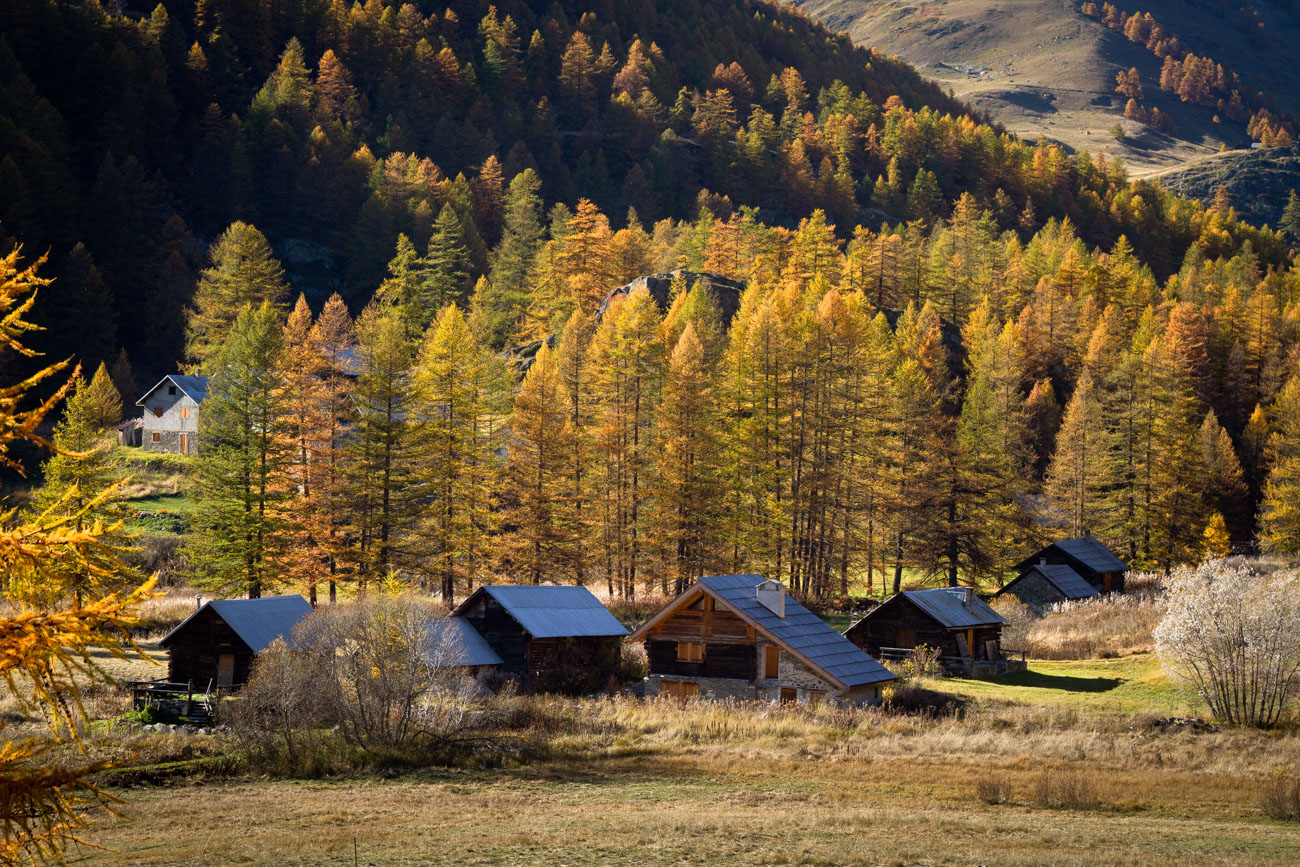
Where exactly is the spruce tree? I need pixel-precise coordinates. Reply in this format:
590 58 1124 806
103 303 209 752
185 222 287 374
188 302 289 598
82 362 123 430
1260 376 1300 553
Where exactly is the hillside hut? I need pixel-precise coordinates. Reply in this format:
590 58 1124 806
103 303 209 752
994 563 1099 614
137 374 209 454
844 588 1020 675
1012 535 1128 593
450 586 627 694
159 596 313 688
626 575 895 706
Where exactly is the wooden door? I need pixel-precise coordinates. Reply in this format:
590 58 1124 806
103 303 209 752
661 680 698 699
893 627 916 649
216 653 235 687
779 688 797 704
1103 573 1113 593
179 433 189 455
764 646 779 679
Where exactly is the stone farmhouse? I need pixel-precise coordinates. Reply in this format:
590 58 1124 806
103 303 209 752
137 374 208 454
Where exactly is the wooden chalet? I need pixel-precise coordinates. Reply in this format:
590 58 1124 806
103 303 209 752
159 596 314 689
450 586 627 694
844 588 1023 676
1011 535 1128 594
994 562 1099 614
626 575 896 706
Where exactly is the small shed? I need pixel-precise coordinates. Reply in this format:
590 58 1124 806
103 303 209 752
1012 535 1128 593
844 588 1016 675
159 596 313 688
994 563 1099 614
627 575 895 706
450 586 628 694
427 617 503 685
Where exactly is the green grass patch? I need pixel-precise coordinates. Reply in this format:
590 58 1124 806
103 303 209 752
934 654 1202 716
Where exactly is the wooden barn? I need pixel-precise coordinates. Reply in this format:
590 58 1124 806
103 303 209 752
844 588 1021 675
626 575 896 706
159 596 313 689
450 586 627 694
994 562 1100 614
1011 535 1128 594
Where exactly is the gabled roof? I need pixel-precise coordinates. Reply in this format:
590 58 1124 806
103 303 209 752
452 586 628 639
427 617 503 667
859 588 1005 630
628 574 895 690
160 595 314 653
1014 536 1128 575
1011 563 1099 600
136 374 210 406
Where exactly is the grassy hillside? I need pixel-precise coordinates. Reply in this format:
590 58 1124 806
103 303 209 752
789 0 1300 174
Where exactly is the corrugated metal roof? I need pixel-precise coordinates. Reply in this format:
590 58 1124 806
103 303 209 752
161 595 313 653
427 617 503 667
1014 536 1127 574
698 574 895 689
901 588 1005 629
136 374 210 406
478 586 629 639
1027 564 1099 600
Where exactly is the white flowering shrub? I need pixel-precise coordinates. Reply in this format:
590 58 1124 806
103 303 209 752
1154 560 1300 728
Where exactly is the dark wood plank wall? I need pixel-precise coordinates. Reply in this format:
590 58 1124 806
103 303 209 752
164 607 256 686
526 636 622 695
458 594 529 674
646 639 757 679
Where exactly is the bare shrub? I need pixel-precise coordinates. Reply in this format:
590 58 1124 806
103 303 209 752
1155 560 1300 727
991 596 1034 649
1032 768 1101 810
976 775 1012 805
129 534 187 586
1260 767 1300 821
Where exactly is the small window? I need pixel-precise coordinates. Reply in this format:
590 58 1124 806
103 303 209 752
151 432 161 443
153 406 164 418
168 385 177 395
676 641 705 663
180 406 190 419
764 646 780 679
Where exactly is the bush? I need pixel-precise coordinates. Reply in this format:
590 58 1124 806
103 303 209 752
1032 768 1101 810
976 776 1012 805
1261 768 1300 821
1155 560 1300 727
886 644 944 681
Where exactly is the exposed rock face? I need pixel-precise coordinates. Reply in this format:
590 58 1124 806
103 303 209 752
595 270 746 327
1157 145 1300 231
510 270 746 371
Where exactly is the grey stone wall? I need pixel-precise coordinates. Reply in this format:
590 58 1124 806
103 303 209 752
645 674 757 701
1001 572 1065 615
142 429 199 454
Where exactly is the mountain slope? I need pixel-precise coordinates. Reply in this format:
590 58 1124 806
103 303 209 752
789 0 1300 173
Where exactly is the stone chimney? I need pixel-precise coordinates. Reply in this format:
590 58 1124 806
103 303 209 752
755 579 785 618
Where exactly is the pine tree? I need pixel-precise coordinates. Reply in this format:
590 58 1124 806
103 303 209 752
1279 189 1300 242
421 204 470 319
185 222 288 373
502 343 579 583
413 304 504 600
1044 373 1107 537
82 362 123 429
1260 376 1300 552
483 168 544 346
188 301 290 598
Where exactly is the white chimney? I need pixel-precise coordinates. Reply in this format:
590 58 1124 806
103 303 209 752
945 587 973 610
755 579 785 618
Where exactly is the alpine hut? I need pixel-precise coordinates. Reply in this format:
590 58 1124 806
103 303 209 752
626 575 896 705
159 596 314 689
1011 535 1128 594
994 562 1099 614
449 586 628 694
844 588 1021 675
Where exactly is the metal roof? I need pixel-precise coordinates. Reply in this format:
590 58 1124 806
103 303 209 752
897 588 1005 629
1014 536 1127 575
161 595 314 653
1024 563 1099 600
427 617 503 667
470 586 629 639
697 574 895 689
136 374 210 406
